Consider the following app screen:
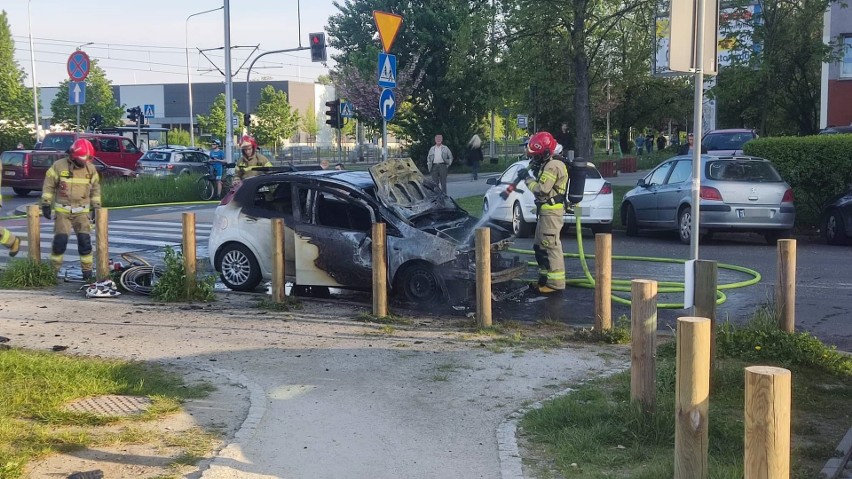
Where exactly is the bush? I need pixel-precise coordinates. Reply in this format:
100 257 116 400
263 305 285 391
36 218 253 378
743 135 852 228
0 259 57 288
150 246 215 302
102 174 202 207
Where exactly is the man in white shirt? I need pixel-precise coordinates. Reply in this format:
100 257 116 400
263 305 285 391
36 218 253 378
426 134 453 191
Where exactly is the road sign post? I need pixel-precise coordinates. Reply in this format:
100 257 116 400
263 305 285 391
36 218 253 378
379 89 396 162
373 11 404 162
67 51 91 133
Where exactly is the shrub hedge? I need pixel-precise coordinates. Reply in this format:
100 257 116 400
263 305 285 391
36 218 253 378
743 135 852 227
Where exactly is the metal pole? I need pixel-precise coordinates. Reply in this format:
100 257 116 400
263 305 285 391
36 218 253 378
28 0 39 140
690 0 708 262
382 119 387 161
76 105 80 133
223 0 234 165
185 8 222 148
606 79 611 155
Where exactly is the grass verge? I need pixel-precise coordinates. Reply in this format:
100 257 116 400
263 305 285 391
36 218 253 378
520 309 852 478
0 348 213 478
456 195 484 218
102 174 203 208
0 259 57 289
150 247 216 302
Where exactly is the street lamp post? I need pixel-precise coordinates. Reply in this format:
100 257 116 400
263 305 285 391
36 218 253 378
27 0 39 142
186 6 223 148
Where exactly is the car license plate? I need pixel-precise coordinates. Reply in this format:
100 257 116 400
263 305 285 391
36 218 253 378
739 208 771 218
4 171 15 176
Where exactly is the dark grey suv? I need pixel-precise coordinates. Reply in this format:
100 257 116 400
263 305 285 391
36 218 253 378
136 148 211 177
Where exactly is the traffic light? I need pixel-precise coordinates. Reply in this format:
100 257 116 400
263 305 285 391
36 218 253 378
325 99 340 129
309 32 327 62
126 107 138 123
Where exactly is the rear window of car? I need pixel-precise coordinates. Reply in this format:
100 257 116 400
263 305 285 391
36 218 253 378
41 135 75 152
585 165 602 179
141 151 170 161
706 160 783 182
703 132 755 151
31 152 59 168
1 151 24 166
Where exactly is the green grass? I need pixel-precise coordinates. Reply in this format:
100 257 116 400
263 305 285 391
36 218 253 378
0 348 213 478
521 312 852 478
102 174 204 208
455 195 485 218
0 259 57 289
150 247 216 302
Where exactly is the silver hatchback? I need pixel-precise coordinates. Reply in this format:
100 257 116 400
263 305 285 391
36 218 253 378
621 155 795 244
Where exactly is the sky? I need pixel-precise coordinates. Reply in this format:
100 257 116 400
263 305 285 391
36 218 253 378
3 0 339 88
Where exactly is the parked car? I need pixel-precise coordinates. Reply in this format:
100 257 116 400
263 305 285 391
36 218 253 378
821 187 852 244
135 148 211 177
621 155 795 245
37 132 142 170
702 129 758 156
818 125 852 135
281 145 317 163
481 159 614 237
1 149 137 196
208 158 527 302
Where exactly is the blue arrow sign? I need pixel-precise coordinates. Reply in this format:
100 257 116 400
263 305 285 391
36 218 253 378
379 88 396 122
68 82 86 105
377 53 397 89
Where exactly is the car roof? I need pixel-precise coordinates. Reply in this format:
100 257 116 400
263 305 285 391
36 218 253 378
705 129 755 134
668 154 768 163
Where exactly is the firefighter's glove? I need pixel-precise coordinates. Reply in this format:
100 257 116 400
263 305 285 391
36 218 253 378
90 208 98 222
41 205 51 220
516 168 531 181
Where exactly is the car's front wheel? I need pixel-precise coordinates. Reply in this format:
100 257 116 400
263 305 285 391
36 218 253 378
12 188 31 197
824 209 847 245
512 202 533 238
217 243 262 291
678 206 692 244
396 262 442 304
624 204 638 236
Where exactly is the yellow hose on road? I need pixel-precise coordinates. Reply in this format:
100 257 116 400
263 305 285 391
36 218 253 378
508 214 762 309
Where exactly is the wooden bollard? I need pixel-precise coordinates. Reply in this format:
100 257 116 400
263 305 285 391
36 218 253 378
674 316 711 479
475 227 492 327
372 222 387 318
271 218 286 303
744 366 791 479
594 233 612 331
694 260 718 374
631 279 657 412
95 208 109 281
182 212 196 294
775 239 796 332
27 205 41 261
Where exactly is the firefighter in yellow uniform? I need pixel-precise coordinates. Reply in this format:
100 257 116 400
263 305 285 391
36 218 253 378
0 160 21 257
523 131 569 294
41 138 101 280
235 136 272 181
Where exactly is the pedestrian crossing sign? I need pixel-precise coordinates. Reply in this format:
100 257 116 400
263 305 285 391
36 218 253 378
340 101 355 119
143 104 155 118
377 53 397 88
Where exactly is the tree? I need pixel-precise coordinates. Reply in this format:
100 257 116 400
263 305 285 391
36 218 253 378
0 11 30 123
196 93 243 143
252 86 300 148
301 105 319 144
50 60 124 129
164 128 191 147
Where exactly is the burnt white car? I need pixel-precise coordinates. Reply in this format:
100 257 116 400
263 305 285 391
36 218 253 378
208 159 526 302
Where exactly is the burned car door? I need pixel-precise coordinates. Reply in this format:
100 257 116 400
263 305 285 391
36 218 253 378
236 180 297 280
292 184 376 288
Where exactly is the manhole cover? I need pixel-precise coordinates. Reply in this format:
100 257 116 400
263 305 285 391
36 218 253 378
63 395 152 417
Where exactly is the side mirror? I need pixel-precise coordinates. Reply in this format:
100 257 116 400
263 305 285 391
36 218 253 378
486 178 499 186
637 178 648 187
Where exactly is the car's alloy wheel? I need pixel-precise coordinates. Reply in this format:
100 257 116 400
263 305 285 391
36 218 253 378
678 207 692 244
824 210 847 245
218 244 261 291
513 202 532 238
398 263 441 304
12 188 30 197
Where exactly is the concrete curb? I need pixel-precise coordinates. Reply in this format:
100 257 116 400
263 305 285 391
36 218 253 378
176 362 268 479
821 427 852 479
497 363 628 479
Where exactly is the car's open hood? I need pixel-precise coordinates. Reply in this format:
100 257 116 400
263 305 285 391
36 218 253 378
369 158 456 221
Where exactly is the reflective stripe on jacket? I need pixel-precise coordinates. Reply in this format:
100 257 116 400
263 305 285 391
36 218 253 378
41 158 101 209
236 152 272 179
525 158 568 209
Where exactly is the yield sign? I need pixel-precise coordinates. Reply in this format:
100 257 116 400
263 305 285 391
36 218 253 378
372 11 403 53
67 51 91 82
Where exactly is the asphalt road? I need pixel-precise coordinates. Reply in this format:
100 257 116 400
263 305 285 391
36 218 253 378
4 181 850 351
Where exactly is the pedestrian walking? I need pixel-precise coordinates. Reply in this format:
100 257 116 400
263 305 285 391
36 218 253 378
656 134 667 151
466 134 483 181
645 133 653 154
635 134 645 156
41 139 101 280
208 140 226 198
426 134 453 191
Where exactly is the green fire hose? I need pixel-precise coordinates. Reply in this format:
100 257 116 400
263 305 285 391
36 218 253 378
507 212 762 309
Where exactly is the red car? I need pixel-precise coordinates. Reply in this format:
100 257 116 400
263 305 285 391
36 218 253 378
0 149 137 197
37 132 143 170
